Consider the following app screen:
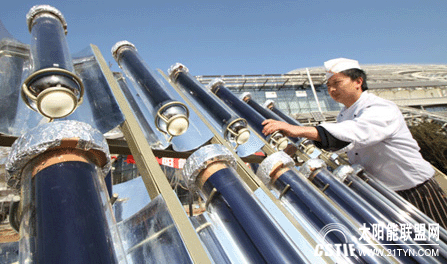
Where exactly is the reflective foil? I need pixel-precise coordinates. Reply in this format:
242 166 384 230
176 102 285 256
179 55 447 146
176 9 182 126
6 120 111 188
256 151 295 187
298 158 326 179
190 211 252 263
332 165 354 182
182 144 236 190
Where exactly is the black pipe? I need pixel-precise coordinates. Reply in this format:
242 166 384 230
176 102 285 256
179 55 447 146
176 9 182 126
105 170 112 198
30 16 72 71
211 84 265 134
362 173 447 243
275 169 390 264
270 105 303 126
33 161 117 264
246 97 284 123
174 72 234 126
206 192 267 263
115 48 171 108
245 97 300 143
202 167 305 264
346 174 447 258
190 216 233 264
313 169 443 263
275 172 349 243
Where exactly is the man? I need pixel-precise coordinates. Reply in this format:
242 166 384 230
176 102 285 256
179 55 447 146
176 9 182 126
262 58 447 228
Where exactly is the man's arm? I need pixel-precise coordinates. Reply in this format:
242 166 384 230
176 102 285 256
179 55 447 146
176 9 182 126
262 119 350 151
315 126 350 151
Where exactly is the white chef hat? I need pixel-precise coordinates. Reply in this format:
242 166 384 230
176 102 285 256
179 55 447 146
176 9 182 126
324 58 361 79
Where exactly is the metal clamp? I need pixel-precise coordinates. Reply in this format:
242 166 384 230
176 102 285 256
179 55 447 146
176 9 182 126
21 67 84 119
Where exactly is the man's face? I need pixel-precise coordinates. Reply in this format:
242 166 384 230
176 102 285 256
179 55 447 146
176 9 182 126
326 73 362 105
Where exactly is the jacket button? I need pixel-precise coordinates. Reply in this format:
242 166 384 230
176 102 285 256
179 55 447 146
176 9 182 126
355 153 358 155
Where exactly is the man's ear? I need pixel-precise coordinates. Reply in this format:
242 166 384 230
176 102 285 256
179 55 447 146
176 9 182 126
355 77 363 89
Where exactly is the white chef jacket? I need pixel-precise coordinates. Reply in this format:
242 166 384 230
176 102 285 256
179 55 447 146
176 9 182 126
319 91 434 191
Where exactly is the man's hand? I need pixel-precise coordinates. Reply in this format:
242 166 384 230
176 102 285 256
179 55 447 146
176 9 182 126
262 119 296 137
261 119 321 141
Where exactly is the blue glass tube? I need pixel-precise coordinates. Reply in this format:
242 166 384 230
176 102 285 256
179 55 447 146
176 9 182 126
23 6 83 119
114 47 171 108
357 167 447 239
205 192 266 263
33 161 118 264
245 97 301 143
274 169 388 264
201 167 305 264
105 170 112 198
364 175 447 243
348 174 439 226
211 84 265 135
345 174 447 258
29 14 73 72
245 96 284 122
269 104 303 126
190 216 233 264
312 169 442 263
174 71 233 127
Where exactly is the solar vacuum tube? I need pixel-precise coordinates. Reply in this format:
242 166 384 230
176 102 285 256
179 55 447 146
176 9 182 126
240 92 305 146
6 121 125 263
263 99 303 126
263 99 317 155
22 5 84 119
209 80 289 151
256 151 389 264
168 65 250 148
300 159 443 263
183 144 305 263
112 41 189 140
241 93 284 124
345 164 447 244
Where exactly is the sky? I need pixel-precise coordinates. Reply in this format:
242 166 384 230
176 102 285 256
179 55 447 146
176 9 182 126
1 0 446 76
